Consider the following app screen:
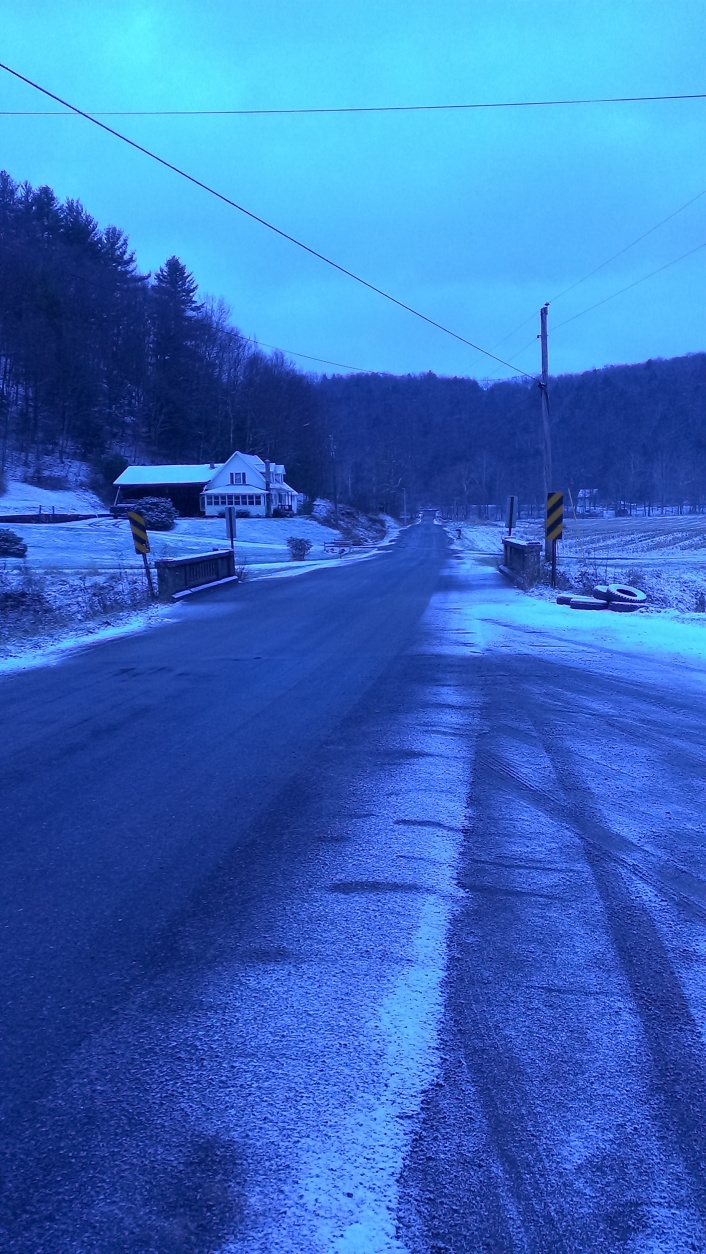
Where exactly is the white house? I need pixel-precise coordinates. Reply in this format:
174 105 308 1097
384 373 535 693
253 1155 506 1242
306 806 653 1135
113 450 299 517
200 451 298 517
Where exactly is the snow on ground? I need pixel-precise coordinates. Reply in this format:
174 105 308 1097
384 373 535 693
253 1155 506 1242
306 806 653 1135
0 505 399 671
1 513 357 572
446 541 706 671
0 473 105 516
448 516 706 614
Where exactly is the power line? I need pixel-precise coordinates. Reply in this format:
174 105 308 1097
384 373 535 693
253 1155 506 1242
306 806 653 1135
2 92 706 117
0 61 536 381
551 240 706 331
548 187 706 304
0 232 370 372
243 335 370 372
487 238 706 377
489 185 706 355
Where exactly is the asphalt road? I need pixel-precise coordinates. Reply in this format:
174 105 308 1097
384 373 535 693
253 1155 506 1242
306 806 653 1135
2 520 706 1252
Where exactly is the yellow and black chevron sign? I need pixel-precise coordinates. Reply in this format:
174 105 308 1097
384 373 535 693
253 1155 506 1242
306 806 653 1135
546 492 563 541
128 510 150 555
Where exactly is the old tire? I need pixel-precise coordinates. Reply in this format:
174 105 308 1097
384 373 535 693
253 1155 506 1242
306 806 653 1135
608 600 640 612
570 596 608 610
592 584 612 602
607 583 647 605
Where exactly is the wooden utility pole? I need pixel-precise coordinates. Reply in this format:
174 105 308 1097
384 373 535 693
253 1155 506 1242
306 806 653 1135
539 303 553 559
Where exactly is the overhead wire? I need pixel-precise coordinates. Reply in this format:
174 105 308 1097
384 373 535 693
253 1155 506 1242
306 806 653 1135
550 239 706 332
242 335 370 372
2 91 706 116
0 231 372 372
0 61 536 380
488 186 706 361
548 187 706 305
485 238 706 379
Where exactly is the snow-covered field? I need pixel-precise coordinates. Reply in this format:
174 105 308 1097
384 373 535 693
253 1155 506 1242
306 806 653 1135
449 515 706 613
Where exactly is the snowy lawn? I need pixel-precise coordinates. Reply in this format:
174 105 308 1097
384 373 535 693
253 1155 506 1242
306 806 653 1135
1 514 372 574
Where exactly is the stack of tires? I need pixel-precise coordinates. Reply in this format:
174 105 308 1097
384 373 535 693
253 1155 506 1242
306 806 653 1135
557 584 647 612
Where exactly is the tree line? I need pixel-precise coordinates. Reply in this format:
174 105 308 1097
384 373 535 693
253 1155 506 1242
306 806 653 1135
1 170 703 514
0 172 326 498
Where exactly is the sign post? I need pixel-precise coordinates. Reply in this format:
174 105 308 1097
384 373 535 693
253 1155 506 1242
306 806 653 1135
225 505 237 551
128 510 156 600
545 492 563 588
505 494 519 536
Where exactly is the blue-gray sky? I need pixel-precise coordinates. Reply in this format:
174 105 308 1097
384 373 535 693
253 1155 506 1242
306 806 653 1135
1 1 704 379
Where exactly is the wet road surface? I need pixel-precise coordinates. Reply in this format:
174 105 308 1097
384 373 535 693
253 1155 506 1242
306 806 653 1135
2 522 706 1251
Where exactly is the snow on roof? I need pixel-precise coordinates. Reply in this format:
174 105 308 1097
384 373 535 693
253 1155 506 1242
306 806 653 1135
238 452 266 469
114 464 223 486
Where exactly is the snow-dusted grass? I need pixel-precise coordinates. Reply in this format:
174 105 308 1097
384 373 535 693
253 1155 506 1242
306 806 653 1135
0 473 106 516
444 541 706 666
0 513 345 573
447 516 706 614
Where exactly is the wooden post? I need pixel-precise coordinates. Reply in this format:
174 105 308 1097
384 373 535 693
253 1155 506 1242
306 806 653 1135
551 540 557 588
142 551 156 600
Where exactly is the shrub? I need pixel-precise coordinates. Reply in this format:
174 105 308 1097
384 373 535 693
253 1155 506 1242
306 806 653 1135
129 496 177 531
271 506 290 518
235 509 251 518
0 527 27 557
287 536 312 561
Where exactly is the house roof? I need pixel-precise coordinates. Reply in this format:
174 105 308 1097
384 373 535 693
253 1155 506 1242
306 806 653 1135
114 464 223 487
203 450 290 492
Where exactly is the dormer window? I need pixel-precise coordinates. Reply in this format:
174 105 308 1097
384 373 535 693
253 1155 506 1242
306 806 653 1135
229 472 246 485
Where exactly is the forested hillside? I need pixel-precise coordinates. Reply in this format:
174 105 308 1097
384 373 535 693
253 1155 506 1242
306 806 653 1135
0 171 327 498
1 171 704 514
320 354 706 515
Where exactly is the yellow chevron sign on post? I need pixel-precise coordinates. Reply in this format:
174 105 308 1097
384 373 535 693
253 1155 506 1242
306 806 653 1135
128 510 150 555
128 510 156 599
546 492 563 541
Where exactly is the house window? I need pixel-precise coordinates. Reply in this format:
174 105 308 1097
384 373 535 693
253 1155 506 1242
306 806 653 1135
226 494 234 505
229 472 245 485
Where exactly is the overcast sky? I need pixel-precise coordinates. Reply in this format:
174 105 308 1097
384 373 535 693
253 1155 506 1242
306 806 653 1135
1 1 704 380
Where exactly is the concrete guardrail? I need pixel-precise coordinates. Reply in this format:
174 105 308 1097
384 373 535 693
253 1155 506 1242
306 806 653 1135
498 537 542 587
154 549 236 601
